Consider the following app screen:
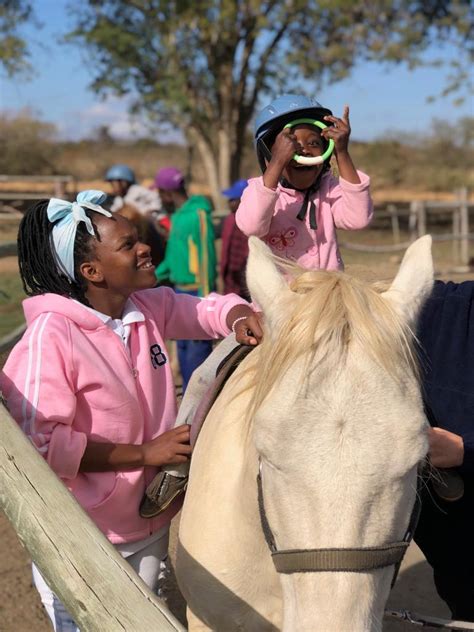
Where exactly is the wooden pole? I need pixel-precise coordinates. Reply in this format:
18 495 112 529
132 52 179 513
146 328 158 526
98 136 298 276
387 204 400 245
459 187 470 268
0 404 185 632
452 207 460 263
0 242 17 258
418 201 426 237
409 201 419 242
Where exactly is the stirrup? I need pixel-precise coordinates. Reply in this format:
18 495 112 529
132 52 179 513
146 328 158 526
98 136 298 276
139 471 188 518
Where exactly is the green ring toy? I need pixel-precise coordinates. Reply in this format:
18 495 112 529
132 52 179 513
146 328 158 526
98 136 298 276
284 118 335 165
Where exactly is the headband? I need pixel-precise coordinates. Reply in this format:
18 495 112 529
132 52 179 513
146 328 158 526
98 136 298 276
47 190 112 282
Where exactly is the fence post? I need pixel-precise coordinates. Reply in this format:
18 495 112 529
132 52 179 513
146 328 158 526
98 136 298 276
0 404 185 632
452 206 461 263
459 187 470 268
417 201 427 237
409 201 419 241
53 178 66 198
387 204 400 244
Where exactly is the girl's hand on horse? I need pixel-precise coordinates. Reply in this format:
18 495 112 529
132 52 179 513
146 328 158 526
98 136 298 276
322 105 351 154
227 305 264 346
142 425 192 466
428 427 464 468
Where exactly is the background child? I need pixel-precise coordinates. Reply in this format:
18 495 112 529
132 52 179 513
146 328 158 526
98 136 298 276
105 163 163 218
154 167 218 392
220 179 250 299
0 190 258 630
236 94 373 271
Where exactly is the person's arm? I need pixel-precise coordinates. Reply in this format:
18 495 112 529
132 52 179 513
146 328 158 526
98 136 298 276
1 319 86 480
322 105 360 184
326 171 374 230
428 427 464 468
235 178 279 238
262 128 298 189
80 425 192 472
321 106 373 230
143 286 260 344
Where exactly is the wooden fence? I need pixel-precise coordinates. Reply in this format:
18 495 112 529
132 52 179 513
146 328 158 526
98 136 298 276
340 188 472 270
0 174 76 201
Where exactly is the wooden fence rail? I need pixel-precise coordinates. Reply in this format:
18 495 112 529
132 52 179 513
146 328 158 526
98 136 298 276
340 188 472 269
0 403 185 631
0 241 17 258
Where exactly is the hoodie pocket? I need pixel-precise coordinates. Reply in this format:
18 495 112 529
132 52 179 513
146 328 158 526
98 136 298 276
70 470 118 511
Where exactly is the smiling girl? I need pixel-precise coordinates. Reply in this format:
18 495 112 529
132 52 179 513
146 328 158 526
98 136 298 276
236 94 373 270
0 190 258 630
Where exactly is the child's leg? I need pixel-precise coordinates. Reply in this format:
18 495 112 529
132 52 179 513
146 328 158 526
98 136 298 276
121 530 170 598
32 563 79 632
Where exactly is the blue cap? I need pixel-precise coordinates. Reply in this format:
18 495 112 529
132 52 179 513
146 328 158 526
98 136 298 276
105 164 136 184
222 179 248 200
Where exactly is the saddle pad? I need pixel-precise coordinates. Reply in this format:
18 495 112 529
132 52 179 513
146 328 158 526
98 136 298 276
190 344 254 447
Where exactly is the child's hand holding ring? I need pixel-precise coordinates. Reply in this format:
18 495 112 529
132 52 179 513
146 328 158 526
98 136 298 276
322 105 351 154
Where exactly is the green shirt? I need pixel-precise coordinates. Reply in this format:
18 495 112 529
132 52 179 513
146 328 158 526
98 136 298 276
155 195 217 296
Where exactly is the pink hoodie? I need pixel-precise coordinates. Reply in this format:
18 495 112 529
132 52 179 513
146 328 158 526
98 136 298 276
236 171 373 270
0 288 247 544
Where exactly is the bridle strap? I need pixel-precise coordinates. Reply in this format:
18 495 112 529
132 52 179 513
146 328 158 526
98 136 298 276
257 460 420 582
257 467 278 553
272 543 409 574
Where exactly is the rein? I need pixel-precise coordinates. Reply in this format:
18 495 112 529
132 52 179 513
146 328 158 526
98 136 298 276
384 609 474 630
257 458 421 587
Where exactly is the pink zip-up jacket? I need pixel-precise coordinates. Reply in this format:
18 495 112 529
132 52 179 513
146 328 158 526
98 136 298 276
236 171 373 270
0 288 248 544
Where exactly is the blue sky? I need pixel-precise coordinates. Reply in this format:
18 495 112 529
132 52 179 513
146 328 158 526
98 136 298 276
1 0 472 143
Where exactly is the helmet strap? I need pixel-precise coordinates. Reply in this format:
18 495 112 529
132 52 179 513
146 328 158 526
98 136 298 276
256 138 273 173
281 168 326 231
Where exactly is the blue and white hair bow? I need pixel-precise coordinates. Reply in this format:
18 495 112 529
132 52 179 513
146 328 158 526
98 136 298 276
47 190 112 282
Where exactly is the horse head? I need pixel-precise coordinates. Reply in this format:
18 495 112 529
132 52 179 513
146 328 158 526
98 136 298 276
245 235 434 631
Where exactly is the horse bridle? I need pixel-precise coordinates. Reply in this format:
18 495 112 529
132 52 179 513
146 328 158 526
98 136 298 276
257 458 421 587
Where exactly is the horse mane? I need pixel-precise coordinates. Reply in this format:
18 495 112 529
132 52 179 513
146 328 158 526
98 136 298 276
245 257 419 423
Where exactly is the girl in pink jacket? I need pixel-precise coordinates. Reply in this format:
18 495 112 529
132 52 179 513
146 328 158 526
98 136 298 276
237 94 373 270
0 190 259 630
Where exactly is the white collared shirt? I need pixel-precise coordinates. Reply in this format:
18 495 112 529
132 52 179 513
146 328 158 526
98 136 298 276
73 298 145 350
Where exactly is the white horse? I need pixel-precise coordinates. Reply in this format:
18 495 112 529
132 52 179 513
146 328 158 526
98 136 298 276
176 236 434 631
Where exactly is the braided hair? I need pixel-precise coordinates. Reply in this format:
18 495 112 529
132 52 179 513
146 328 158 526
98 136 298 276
18 199 98 304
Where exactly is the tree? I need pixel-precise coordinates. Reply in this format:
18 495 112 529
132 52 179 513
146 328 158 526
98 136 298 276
68 0 473 203
0 110 57 174
0 0 34 76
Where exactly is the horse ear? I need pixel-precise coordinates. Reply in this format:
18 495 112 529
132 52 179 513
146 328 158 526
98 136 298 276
382 235 434 323
246 237 290 325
